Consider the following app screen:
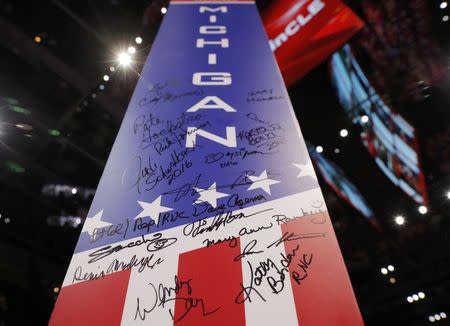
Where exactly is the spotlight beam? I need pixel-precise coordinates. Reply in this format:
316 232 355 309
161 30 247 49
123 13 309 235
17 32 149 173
118 52 132 66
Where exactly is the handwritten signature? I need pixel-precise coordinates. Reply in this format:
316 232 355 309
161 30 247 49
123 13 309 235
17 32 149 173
134 276 220 322
88 233 177 263
72 254 164 283
138 82 204 107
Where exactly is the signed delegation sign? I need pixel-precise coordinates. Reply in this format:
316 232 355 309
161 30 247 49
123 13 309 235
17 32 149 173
50 1 364 325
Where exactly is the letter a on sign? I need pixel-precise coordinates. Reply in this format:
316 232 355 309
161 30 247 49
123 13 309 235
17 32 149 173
50 1 364 325
186 96 236 112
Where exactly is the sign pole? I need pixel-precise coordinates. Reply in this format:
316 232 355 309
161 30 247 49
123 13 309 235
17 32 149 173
50 1 364 325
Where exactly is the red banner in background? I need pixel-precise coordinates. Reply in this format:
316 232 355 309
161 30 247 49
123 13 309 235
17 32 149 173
263 0 364 87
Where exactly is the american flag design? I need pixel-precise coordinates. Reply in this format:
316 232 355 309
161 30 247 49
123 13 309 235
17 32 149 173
50 1 364 325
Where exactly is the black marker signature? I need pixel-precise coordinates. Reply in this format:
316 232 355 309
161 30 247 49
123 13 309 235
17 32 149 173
234 239 263 261
72 254 164 283
183 208 273 238
134 276 220 322
245 112 269 125
235 261 267 304
267 231 325 248
88 233 177 263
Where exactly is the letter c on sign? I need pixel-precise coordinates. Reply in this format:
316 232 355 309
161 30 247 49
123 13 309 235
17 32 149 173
285 21 300 36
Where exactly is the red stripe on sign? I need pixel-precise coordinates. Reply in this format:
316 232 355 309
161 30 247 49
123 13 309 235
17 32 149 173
49 268 131 326
281 211 364 326
174 239 245 326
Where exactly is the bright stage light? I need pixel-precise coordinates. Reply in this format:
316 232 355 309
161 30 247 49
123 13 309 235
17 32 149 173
316 146 323 153
429 315 435 322
407 296 413 303
440 2 448 9
135 36 142 44
16 123 33 131
441 312 447 319
381 267 388 275
418 292 425 299
71 187 77 195
443 15 449 22
395 215 405 225
361 115 369 123
447 191 450 199
161 7 167 14
127 46 136 54
103 74 110 81
340 129 349 137
418 205 428 214
387 265 394 272
118 52 131 66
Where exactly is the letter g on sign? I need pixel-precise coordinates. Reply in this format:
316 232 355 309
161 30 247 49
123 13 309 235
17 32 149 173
193 72 232 86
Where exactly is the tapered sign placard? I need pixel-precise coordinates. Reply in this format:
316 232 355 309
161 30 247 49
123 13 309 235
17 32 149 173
50 1 363 325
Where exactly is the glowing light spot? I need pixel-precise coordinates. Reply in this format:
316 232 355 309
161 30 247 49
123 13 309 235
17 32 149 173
118 52 131 66
48 129 61 137
10 105 31 115
395 215 405 225
15 123 33 131
418 205 428 214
